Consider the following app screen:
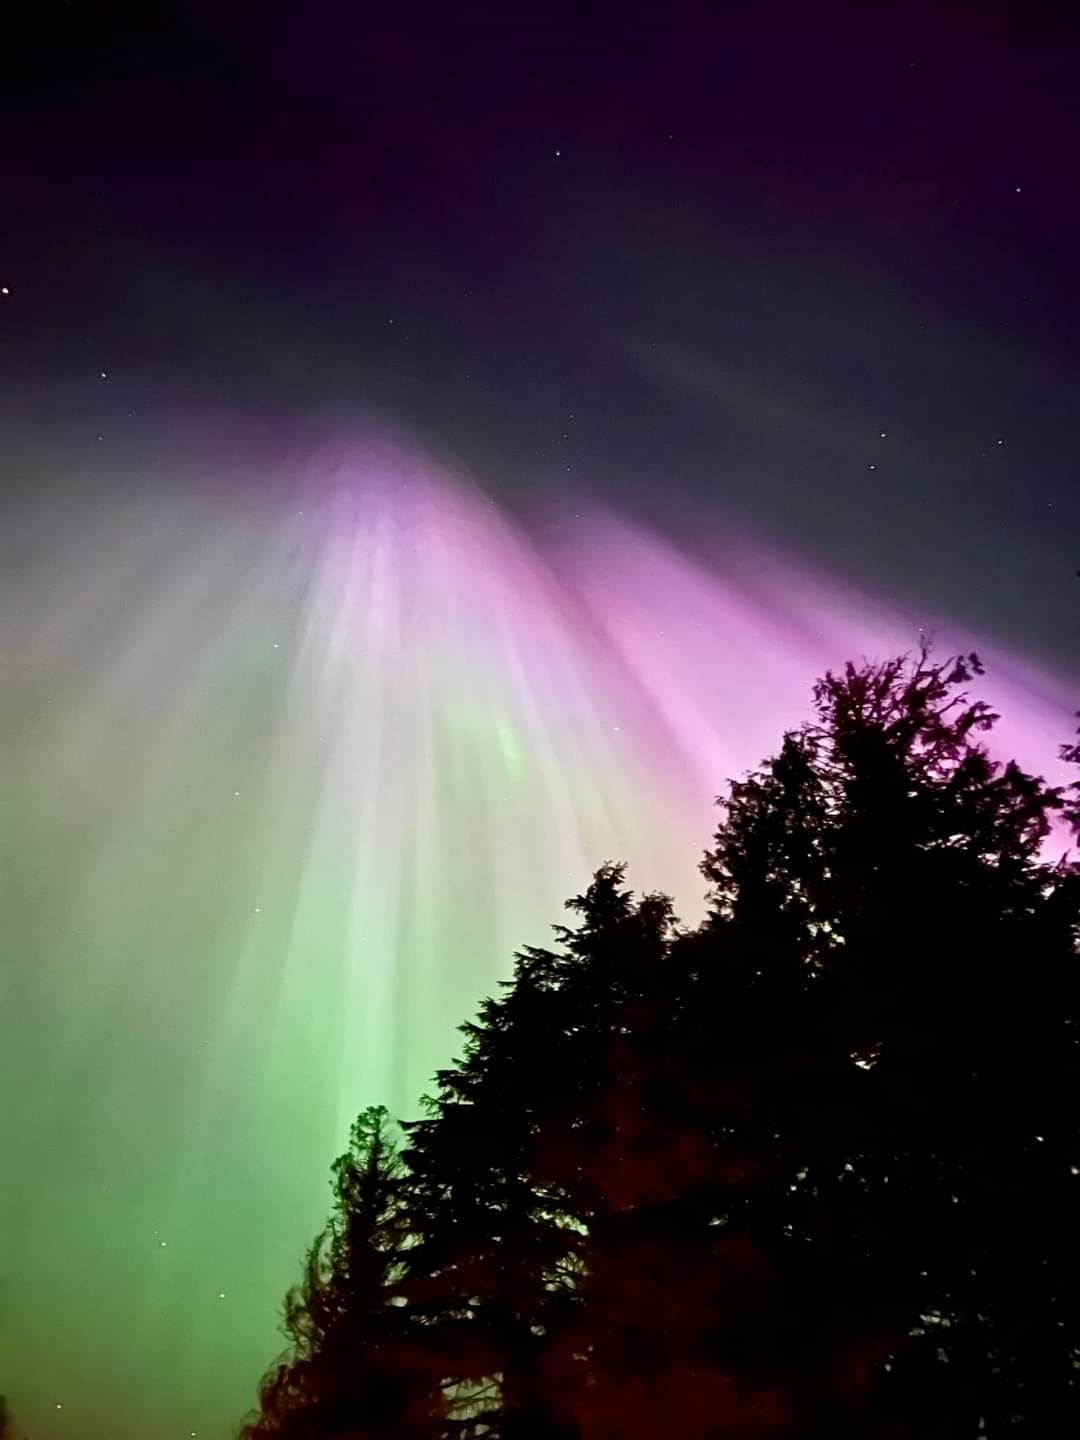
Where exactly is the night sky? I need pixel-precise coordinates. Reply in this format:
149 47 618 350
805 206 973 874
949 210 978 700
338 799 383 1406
2 4 1079 1438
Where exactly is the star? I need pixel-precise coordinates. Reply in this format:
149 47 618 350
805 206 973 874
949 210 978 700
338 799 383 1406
1 285 9 295
99 370 108 379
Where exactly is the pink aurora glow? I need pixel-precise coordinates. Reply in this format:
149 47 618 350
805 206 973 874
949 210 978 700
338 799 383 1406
302 443 1077 898
555 506 1075 790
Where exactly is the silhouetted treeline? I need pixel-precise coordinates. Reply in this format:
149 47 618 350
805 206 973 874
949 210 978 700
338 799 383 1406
241 650 1080 1439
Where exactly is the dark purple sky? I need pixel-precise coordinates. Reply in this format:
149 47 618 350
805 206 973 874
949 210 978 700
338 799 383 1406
3 0 1079 673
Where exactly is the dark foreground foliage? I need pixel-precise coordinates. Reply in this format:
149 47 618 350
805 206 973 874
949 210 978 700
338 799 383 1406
242 651 1080 1439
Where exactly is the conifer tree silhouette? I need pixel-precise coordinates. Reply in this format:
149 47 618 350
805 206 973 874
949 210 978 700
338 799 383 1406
243 650 1080 1439
399 864 681 1439
677 648 1080 1434
240 1106 447 1439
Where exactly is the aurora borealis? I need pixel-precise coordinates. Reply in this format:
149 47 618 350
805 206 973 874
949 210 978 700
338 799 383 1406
3 2 1080 1436
3 433 1075 1437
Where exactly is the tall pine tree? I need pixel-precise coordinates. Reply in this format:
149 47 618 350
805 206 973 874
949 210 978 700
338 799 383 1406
398 865 682 1439
681 649 1080 1434
241 1106 447 1440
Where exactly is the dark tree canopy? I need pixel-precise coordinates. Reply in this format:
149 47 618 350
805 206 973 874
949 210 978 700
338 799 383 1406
242 650 1080 1439
240 1106 448 1439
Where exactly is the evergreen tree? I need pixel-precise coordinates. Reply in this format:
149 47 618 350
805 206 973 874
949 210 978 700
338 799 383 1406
681 648 1080 1434
398 864 682 1439
241 1106 447 1440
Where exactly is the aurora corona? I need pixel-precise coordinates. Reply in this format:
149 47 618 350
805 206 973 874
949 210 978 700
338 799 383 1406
1 438 1074 1440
